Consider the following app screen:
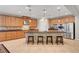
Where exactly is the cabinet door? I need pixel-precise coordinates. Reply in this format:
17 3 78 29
16 31 19 38
29 19 37 28
50 19 58 24
5 16 11 26
19 31 25 38
0 16 3 26
19 18 24 27
15 31 24 38
20 31 25 38
15 17 19 26
6 32 12 40
11 31 16 39
0 16 5 26
11 16 16 26
0 32 6 41
15 17 24 27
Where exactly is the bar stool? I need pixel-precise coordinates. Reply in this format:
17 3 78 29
27 36 34 44
56 36 64 45
37 36 44 45
46 36 53 44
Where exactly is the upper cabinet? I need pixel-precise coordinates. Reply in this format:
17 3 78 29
5 16 11 26
11 16 16 26
16 17 24 27
29 19 37 29
49 16 75 24
0 15 24 27
0 16 5 26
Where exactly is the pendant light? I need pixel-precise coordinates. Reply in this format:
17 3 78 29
27 5 32 23
57 7 61 23
43 8 47 18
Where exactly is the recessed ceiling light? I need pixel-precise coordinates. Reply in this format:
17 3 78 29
58 20 60 23
25 5 31 10
57 7 61 10
29 20 31 22
25 7 29 10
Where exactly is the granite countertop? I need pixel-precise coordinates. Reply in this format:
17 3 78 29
0 30 23 32
27 31 66 33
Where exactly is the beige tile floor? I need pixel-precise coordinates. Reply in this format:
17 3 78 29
0 38 79 53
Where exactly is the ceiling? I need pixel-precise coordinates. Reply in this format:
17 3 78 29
0 5 78 19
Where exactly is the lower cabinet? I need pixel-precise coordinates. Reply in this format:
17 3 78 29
16 31 25 39
0 31 25 42
0 32 6 41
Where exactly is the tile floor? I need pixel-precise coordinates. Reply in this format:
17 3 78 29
0 38 79 53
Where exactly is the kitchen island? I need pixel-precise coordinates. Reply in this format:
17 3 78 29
26 31 65 44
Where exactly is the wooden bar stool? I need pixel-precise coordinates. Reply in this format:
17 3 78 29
46 36 53 44
27 36 34 44
37 36 44 45
56 36 64 45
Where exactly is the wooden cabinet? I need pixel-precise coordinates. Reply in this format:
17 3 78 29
0 31 25 42
0 16 5 26
0 15 24 27
5 16 11 26
6 32 12 40
10 31 16 39
10 16 16 26
29 19 37 29
10 17 23 27
15 17 24 27
19 18 24 27
16 31 20 38
16 31 25 38
15 17 19 26
0 15 24 42
0 32 6 41
49 16 75 24
6 31 25 40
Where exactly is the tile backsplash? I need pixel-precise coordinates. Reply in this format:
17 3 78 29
0 27 22 30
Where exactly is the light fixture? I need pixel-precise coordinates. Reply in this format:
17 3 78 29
25 5 31 9
57 7 61 11
40 18 44 22
43 8 47 17
25 7 29 10
43 8 47 13
58 19 60 23
29 20 31 22
28 5 32 17
57 7 61 23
